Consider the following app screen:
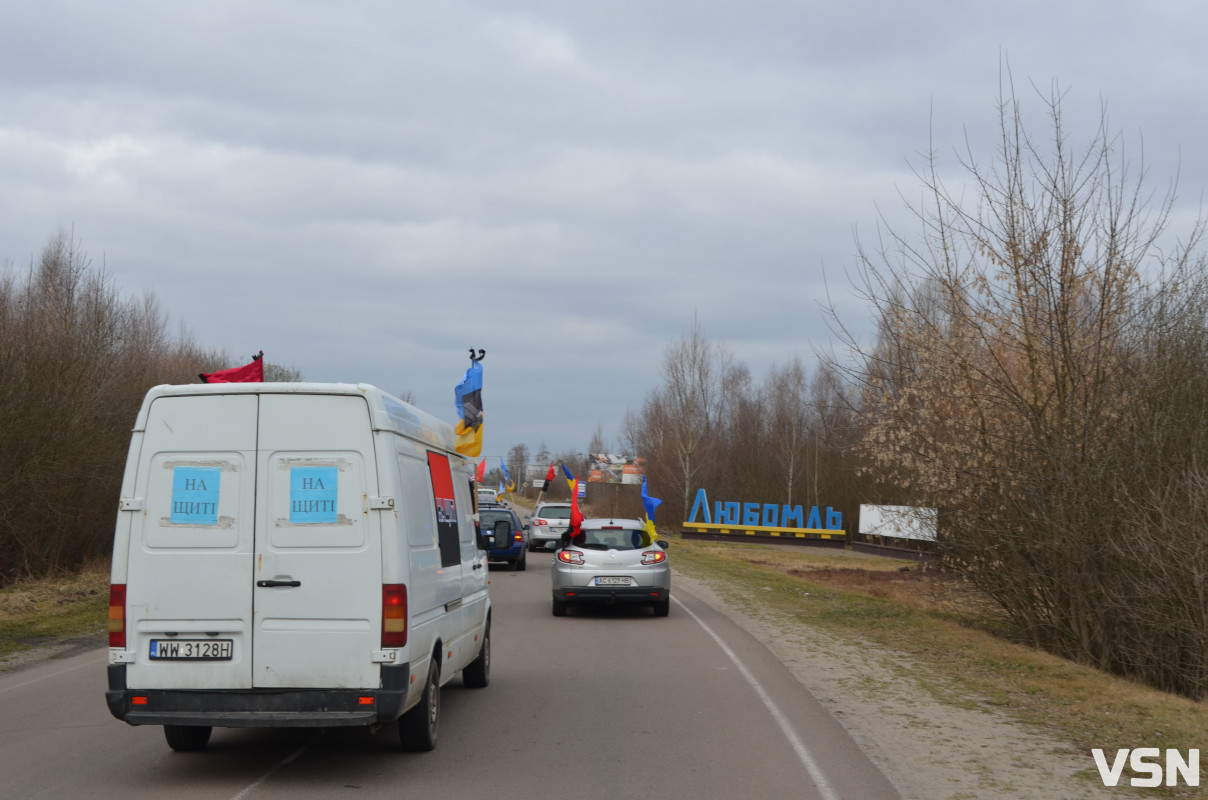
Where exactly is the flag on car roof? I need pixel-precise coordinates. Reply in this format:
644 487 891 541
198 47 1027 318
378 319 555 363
561 463 575 492
200 351 264 383
475 459 486 483
641 475 662 521
454 356 484 458
569 478 584 539
641 475 662 544
499 457 515 494
542 464 555 492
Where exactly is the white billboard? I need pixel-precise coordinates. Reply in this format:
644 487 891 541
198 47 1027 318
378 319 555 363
858 505 937 542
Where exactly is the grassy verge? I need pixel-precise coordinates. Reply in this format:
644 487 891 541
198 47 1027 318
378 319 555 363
672 537 1208 791
0 565 109 662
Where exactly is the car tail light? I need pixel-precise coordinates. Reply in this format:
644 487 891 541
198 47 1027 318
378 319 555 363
641 550 667 565
382 584 407 648
557 550 584 565
533 517 548 526
108 584 126 648
513 531 523 542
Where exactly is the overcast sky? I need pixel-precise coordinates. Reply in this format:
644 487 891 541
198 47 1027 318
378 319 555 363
2 1 1205 462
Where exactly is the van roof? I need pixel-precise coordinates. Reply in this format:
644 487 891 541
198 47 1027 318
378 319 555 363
134 382 458 452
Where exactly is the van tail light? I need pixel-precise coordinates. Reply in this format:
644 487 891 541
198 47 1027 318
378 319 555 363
108 584 126 648
382 584 407 648
641 550 667 565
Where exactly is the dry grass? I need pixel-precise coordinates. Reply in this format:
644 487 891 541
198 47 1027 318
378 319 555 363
672 537 1208 797
0 564 109 660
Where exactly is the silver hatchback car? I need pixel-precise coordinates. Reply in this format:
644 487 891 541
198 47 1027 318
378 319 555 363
527 502 573 551
551 518 670 617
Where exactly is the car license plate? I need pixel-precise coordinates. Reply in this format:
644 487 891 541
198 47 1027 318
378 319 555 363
149 639 233 660
595 576 632 586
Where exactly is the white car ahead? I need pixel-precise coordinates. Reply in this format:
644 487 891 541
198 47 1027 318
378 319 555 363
526 501 572 551
550 518 670 617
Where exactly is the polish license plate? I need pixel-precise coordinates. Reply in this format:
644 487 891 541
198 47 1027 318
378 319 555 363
149 639 233 660
595 576 632 586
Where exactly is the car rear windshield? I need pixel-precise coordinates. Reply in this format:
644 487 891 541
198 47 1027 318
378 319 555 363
578 528 647 550
538 506 572 520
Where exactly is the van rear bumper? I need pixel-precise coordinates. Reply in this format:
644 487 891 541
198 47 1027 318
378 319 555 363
106 663 410 728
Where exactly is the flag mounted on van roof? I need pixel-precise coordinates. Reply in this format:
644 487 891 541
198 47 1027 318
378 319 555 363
200 351 264 383
454 349 485 458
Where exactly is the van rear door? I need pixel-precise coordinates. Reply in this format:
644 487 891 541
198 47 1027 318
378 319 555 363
252 393 382 689
123 393 258 690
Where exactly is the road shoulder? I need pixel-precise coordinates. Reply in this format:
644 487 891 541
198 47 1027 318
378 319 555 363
672 568 1106 800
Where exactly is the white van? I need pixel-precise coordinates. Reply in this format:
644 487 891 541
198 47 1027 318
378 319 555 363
105 383 492 752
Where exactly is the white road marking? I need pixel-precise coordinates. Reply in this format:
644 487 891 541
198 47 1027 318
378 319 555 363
230 735 318 800
674 596 842 800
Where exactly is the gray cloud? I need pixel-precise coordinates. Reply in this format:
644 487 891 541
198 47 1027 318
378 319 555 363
1 0 1205 459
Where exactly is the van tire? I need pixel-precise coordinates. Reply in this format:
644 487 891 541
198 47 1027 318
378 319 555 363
399 660 440 751
164 724 212 752
463 623 490 688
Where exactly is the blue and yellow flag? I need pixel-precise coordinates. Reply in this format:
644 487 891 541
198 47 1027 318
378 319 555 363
499 457 515 494
454 358 484 457
641 476 662 545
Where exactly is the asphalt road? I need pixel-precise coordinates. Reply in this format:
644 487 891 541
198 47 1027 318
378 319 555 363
0 552 901 800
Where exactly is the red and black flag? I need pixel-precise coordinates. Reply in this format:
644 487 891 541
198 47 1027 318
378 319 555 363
200 351 264 383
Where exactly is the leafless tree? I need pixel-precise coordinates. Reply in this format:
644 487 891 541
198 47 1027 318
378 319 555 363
658 316 730 516
0 230 228 583
829 72 1208 697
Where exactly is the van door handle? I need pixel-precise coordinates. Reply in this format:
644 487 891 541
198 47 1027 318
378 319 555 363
257 579 302 588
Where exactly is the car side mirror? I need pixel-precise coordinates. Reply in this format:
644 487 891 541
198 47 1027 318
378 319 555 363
656 540 669 549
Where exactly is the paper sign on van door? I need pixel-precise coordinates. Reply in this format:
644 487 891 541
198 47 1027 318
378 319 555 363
290 467 338 523
171 467 220 524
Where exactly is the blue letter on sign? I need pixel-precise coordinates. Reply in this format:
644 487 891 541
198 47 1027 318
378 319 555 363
290 467 338 523
688 488 711 523
171 467 220 524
